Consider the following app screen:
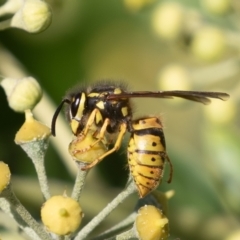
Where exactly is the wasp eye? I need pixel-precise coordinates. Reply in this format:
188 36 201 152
70 93 82 118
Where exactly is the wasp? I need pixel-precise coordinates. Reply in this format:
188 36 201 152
51 81 229 196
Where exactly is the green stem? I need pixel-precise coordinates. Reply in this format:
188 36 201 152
31 154 51 200
21 140 51 200
107 228 137 240
0 185 52 240
74 179 137 240
92 212 136 240
71 164 89 202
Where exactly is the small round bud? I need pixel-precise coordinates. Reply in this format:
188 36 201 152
15 109 51 144
201 0 231 15
158 64 191 91
226 230 240 240
69 130 108 163
11 0 52 33
1 76 42 112
191 26 226 62
0 161 11 193
151 190 175 215
41 195 83 236
152 2 184 40
124 0 155 12
204 98 235 125
135 205 169 240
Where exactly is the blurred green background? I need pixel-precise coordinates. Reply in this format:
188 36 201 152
0 0 240 239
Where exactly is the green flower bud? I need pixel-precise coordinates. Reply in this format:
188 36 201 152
11 0 52 33
41 195 83 236
0 161 11 193
1 76 42 112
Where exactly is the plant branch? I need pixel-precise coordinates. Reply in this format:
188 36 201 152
74 179 137 240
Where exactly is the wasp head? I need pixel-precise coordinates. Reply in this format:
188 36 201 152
51 92 87 136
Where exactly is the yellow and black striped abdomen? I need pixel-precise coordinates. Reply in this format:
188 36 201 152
128 117 171 198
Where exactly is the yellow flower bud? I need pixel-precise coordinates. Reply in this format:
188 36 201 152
204 98 235 124
69 130 108 163
191 26 226 62
0 162 11 193
158 64 191 91
15 109 51 144
152 2 184 40
41 195 83 236
201 0 231 15
151 190 174 216
226 230 240 240
135 205 169 240
1 76 42 112
124 0 155 12
11 0 52 33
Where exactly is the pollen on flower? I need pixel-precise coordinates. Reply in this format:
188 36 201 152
15 109 51 144
0 161 11 193
41 195 83 236
135 205 169 240
59 208 69 217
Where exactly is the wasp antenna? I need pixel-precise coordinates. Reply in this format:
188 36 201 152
51 99 70 136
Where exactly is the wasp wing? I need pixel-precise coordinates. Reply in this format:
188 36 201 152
106 91 229 105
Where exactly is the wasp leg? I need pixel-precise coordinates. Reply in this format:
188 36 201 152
77 108 105 153
83 108 99 136
86 118 110 148
166 155 173 183
81 123 127 170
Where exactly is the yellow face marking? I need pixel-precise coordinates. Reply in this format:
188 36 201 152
114 88 122 94
74 93 86 119
96 101 104 109
70 119 80 135
121 106 128 117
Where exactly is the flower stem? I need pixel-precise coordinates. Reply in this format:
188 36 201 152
106 228 136 240
74 179 137 240
21 140 51 200
71 164 89 201
92 212 136 240
0 185 51 240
